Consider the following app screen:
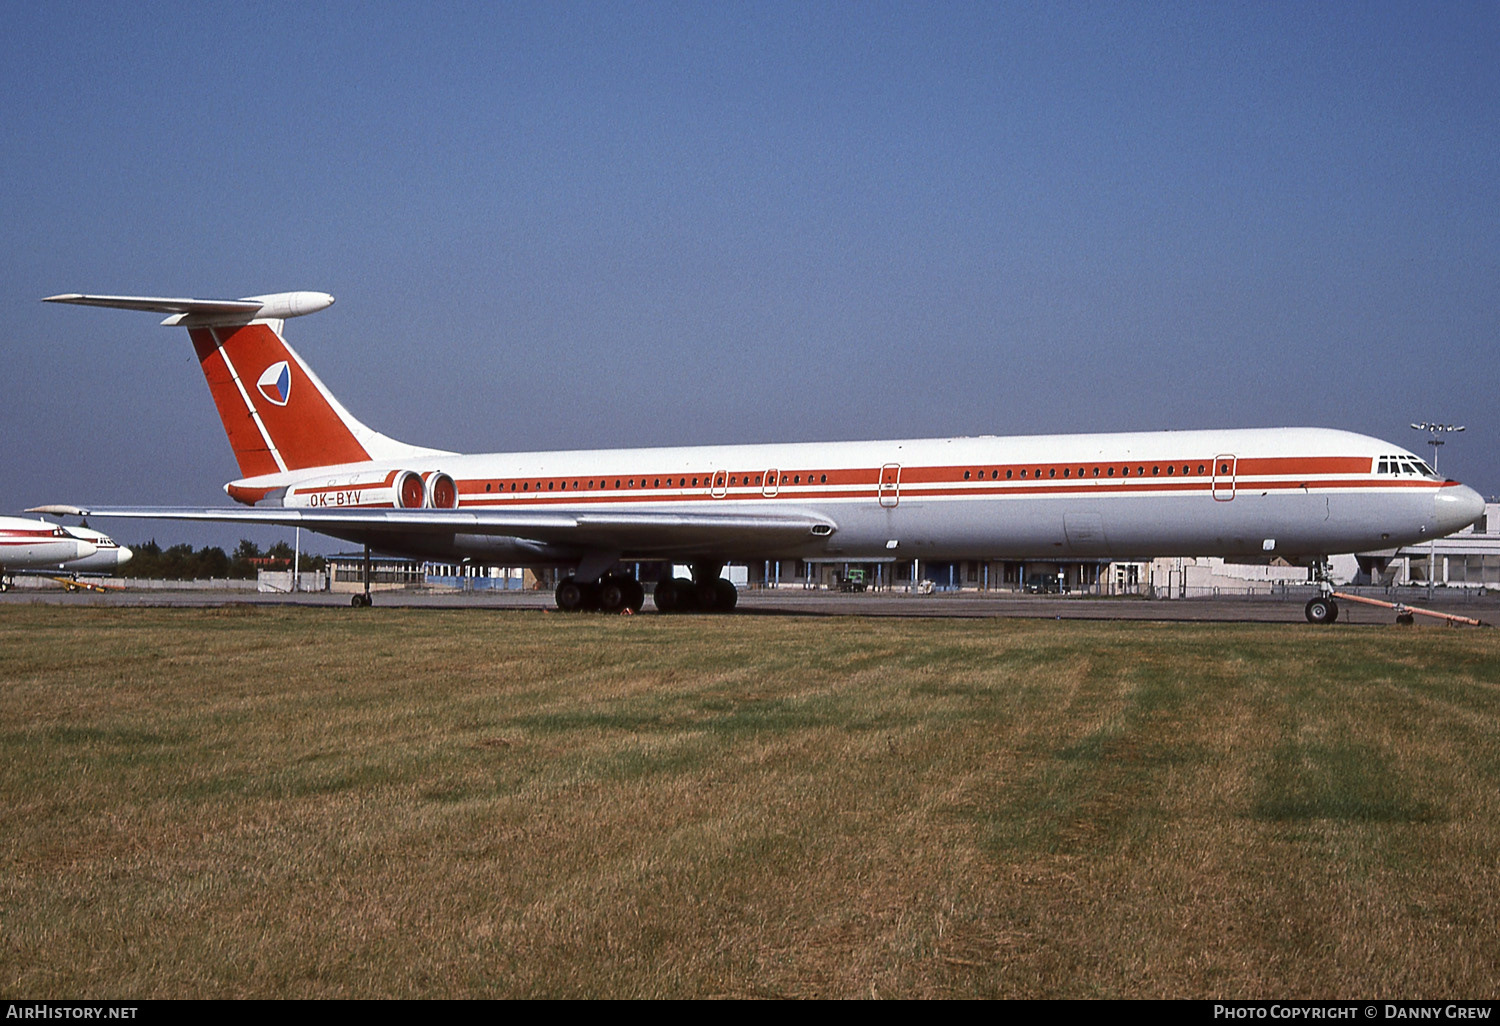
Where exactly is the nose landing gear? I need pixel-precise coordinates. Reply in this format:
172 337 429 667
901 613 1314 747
1304 595 1339 624
1305 559 1339 624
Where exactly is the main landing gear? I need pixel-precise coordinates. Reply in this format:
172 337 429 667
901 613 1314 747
552 563 740 614
653 562 738 614
652 576 738 614
554 573 646 614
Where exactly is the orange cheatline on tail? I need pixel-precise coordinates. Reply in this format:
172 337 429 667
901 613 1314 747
188 323 373 475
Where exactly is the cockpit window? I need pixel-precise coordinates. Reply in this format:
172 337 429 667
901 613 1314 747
1379 455 1442 479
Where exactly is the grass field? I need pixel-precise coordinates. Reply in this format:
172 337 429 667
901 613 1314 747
2 605 1498 998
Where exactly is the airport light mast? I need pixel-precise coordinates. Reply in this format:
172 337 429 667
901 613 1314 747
1410 421 1465 599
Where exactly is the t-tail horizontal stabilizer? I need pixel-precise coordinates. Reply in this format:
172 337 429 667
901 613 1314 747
45 289 439 477
43 292 335 326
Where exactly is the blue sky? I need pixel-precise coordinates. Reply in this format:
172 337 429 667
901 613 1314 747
3 1 1496 551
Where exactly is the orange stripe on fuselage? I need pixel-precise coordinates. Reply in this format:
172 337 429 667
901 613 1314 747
288 471 402 498
448 470 1434 509
448 453 1388 504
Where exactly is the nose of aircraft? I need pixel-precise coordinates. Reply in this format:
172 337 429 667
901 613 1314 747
1434 483 1486 536
115 545 133 567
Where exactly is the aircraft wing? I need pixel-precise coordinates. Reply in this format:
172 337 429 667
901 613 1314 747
28 505 837 558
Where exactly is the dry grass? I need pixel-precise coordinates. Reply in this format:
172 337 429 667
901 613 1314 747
2 606 1498 997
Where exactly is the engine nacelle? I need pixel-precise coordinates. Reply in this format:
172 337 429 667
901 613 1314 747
249 469 428 509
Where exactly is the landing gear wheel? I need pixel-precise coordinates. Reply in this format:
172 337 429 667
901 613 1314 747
1305 597 1338 624
351 593 373 607
555 577 587 613
1396 613 1415 626
598 576 628 614
653 578 699 613
652 578 680 613
713 578 738 612
624 578 645 614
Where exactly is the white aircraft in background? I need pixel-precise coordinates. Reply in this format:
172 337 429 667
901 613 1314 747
0 515 132 591
37 290 1484 622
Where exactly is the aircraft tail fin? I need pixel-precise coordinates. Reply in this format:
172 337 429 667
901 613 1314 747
44 292 444 476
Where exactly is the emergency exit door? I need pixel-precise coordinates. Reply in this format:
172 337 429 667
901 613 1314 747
879 463 901 507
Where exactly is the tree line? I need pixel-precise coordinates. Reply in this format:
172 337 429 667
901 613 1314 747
119 538 327 579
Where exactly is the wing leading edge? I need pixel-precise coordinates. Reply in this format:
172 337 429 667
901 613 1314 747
27 505 837 559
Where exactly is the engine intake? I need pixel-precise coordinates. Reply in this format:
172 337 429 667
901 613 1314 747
426 472 458 509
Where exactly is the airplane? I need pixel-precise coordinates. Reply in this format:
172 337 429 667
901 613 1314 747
36 290 1485 623
0 515 133 591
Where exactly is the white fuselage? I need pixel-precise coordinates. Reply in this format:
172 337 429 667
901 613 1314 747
0 517 132 573
239 426 1484 566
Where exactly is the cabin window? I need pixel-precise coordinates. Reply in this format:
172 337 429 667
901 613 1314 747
1048 468 1056 478
1063 468 1070 478
1020 469 1027 478
1153 466 1160 476
820 474 827 483
615 480 621 488
1166 466 1173 476
1006 470 1013 479
964 470 971 480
